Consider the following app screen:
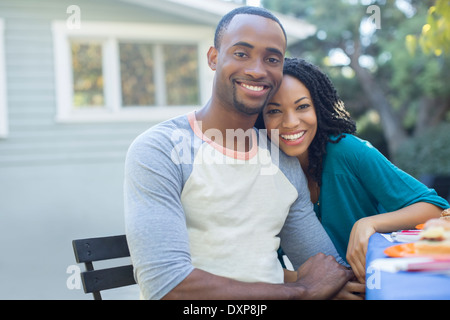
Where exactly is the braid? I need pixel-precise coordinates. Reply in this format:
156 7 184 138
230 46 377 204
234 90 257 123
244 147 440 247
256 57 356 185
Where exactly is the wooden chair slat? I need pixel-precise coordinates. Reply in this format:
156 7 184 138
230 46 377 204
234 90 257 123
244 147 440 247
71 234 137 300
81 265 136 293
72 235 130 263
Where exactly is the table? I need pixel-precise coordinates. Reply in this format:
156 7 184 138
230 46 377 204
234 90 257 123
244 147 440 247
365 233 450 300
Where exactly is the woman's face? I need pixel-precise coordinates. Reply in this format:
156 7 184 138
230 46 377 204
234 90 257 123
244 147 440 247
263 75 318 162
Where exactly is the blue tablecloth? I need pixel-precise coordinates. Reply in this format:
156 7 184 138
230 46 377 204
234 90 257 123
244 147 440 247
365 233 450 300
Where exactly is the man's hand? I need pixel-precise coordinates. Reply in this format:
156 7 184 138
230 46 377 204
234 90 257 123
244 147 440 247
294 253 354 299
163 253 353 300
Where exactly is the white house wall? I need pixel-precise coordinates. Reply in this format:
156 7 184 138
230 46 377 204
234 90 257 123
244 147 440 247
0 0 215 299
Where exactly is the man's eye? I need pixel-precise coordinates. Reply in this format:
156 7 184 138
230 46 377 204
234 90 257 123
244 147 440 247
235 52 247 58
267 57 280 64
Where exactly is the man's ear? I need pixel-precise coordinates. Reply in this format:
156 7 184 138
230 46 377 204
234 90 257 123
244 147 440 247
207 46 218 71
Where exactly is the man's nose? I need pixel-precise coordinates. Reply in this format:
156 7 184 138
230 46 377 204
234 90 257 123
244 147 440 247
244 59 267 78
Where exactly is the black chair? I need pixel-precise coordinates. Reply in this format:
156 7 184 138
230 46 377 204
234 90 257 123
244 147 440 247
72 234 136 300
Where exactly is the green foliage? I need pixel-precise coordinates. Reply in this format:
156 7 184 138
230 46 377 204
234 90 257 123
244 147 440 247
381 19 450 126
406 0 450 56
394 122 450 177
356 111 390 157
263 0 450 145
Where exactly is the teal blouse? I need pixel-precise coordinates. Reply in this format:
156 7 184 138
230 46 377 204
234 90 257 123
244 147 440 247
315 134 450 260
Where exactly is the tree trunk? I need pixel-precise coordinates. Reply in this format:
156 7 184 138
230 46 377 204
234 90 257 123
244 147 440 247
346 41 408 157
415 97 450 136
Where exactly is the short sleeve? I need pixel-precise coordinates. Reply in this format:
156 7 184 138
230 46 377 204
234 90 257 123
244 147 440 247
124 126 194 300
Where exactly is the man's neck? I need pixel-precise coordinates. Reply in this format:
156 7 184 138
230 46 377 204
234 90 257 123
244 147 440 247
195 101 258 152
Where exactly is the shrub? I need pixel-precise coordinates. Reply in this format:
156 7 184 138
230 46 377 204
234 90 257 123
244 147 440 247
394 122 450 178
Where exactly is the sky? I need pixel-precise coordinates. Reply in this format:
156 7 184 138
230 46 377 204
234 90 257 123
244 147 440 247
246 0 261 6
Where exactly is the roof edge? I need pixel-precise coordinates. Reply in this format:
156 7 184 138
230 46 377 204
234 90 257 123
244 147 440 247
118 0 316 43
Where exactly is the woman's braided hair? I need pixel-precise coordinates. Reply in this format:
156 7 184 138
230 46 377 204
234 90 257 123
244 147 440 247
255 57 357 186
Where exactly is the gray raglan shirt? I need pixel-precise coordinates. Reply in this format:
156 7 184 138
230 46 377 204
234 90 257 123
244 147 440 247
124 112 344 299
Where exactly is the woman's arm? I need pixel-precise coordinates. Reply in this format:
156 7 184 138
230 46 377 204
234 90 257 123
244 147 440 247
347 202 442 283
344 138 448 283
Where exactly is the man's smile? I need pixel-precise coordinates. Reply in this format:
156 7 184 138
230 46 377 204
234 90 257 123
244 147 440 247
239 82 265 92
235 80 271 95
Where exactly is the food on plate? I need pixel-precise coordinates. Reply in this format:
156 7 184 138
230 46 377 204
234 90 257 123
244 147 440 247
441 208 450 221
420 226 447 241
423 217 450 230
415 209 450 230
415 220 450 255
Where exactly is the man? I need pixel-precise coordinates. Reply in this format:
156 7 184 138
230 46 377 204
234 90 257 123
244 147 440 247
124 6 354 300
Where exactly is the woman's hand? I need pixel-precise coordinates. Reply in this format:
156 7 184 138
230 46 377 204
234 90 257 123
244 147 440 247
346 217 376 283
284 260 365 300
333 280 365 300
347 203 443 283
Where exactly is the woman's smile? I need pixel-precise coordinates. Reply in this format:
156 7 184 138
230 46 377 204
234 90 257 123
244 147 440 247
279 130 307 145
263 75 318 159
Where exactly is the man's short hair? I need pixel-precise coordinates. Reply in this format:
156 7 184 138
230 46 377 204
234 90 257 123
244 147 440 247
214 6 287 49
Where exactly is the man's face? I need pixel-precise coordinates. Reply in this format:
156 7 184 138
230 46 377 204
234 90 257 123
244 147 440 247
209 14 286 116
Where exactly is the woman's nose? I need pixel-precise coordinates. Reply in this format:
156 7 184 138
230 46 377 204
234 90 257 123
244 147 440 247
282 112 300 129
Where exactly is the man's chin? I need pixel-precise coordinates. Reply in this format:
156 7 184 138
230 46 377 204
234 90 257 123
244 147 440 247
233 101 265 116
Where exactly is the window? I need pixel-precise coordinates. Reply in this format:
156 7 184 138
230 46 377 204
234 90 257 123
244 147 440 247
119 42 155 107
117 42 199 107
52 21 214 122
0 19 7 138
71 41 104 108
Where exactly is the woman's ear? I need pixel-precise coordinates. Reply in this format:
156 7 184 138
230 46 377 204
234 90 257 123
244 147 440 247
207 46 218 71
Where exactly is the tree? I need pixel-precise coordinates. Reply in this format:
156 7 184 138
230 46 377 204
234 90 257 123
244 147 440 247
406 0 450 56
262 0 450 159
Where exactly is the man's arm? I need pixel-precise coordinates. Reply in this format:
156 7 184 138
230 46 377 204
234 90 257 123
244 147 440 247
163 253 352 300
124 125 195 300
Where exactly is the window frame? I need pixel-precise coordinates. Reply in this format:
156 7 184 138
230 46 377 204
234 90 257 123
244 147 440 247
52 21 214 123
0 19 8 138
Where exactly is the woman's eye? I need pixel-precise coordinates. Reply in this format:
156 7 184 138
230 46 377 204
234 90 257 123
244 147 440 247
266 109 281 115
297 104 310 110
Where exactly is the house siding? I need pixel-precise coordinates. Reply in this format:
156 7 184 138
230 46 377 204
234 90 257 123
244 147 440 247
0 0 204 167
0 0 212 299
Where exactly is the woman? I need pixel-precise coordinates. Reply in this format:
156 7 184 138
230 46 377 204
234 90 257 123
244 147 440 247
256 57 450 283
